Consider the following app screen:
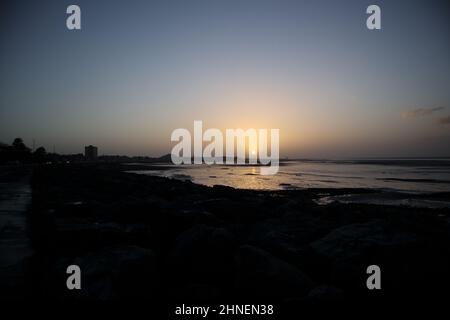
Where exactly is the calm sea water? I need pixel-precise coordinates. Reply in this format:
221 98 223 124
129 159 450 193
129 159 450 208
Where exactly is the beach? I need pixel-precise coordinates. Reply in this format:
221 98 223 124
14 163 450 306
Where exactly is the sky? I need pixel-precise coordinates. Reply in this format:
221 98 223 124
1 0 449 157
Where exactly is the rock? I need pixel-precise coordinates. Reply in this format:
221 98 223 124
310 220 418 291
307 285 344 301
246 221 306 265
54 222 152 250
67 245 157 300
311 221 413 259
311 220 418 257
168 283 222 302
168 209 218 230
234 245 314 299
169 224 236 284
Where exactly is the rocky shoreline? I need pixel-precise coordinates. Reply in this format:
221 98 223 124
25 163 450 305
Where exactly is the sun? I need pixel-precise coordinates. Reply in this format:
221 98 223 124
251 150 256 156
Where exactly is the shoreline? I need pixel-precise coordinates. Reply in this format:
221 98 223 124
19 163 450 304
124 162 450 208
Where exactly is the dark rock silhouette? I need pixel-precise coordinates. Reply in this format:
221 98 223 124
23 163 450 306
235 245 314 298
169 224 236 284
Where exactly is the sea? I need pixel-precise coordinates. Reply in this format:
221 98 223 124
128 159 450 208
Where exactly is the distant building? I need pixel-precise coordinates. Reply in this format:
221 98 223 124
84 145 98 161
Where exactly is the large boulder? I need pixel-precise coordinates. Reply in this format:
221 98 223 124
234 245 314 299
307 285 344 301
311 220 415 259
310 220 418 292
60 245 157 300
54 222 152 251
169 224 236 284
168 283 222 302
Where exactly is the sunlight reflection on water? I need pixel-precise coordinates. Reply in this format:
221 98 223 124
129 160 450 194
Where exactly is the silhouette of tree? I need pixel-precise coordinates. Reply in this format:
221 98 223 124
9 137 31 162
12 138 29 151
33 146 47 163
34 146 46 156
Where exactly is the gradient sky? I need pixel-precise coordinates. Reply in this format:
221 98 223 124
1 0 449 157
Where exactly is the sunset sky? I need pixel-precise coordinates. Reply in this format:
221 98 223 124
1 0 449 157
